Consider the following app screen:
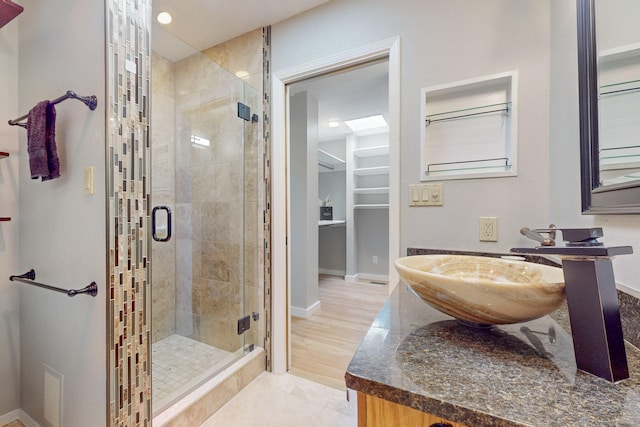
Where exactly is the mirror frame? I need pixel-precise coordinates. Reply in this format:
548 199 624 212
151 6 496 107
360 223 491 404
577 0 640 214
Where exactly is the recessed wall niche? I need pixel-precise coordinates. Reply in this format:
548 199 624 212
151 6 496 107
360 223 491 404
420 71 518 181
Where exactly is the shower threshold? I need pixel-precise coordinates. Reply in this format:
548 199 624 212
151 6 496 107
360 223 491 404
153 346 265 426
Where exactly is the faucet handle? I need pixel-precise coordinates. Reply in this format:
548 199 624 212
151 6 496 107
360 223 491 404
520 227 555 246
558 227 604 246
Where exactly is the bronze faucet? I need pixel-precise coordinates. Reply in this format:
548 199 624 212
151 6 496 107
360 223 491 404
513 226 633 383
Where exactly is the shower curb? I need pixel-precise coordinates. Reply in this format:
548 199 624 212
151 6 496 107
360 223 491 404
153 347 265 427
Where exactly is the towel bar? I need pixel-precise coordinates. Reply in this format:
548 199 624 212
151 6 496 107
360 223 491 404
8 90 98 128
9 269 98 297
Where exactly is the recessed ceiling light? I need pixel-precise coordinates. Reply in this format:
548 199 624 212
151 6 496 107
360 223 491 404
157 12 172 25
235 70 250 80
327 120 341 128
344 115 387 132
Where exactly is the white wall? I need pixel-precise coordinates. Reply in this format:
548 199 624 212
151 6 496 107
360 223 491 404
549 1 640 294
0 17 21 416
272 0 551 271
318 170 346 274
18 1 106 425
355 209 389 277
290 92 320 313
318 139 347 274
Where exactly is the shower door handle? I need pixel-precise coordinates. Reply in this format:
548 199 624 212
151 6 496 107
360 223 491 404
152 206 172 242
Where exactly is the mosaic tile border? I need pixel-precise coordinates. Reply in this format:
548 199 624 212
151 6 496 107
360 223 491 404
106 0 152 425
262 26 273 370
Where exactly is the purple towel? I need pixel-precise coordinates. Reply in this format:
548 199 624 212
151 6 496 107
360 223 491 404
27 100 60 181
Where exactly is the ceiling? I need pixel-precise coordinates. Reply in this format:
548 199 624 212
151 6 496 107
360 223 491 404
289 61 389 142
152 0 329 59
151 0 388 144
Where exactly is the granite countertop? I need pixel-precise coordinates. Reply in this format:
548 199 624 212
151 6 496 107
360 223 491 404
345 283 640 427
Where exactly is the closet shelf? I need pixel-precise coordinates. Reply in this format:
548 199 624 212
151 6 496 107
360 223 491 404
319 220 346 227
354 204 389 210
353 187 389 195
354 166 389 176
353 145 389 158
0 152 9 159
318 149 345 172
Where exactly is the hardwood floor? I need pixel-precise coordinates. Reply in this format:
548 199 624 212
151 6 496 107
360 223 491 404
290 274 389 390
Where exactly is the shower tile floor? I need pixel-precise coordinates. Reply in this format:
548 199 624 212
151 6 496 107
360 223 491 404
152 334 238 410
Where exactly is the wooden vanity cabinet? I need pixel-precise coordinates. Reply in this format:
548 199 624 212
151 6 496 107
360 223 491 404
357 392 469 427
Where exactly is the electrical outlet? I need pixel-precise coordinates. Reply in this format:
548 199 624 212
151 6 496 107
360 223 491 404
372 256 379 264
479 217 498 242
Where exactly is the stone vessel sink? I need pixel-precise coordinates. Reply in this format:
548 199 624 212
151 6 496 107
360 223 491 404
394 255 565 326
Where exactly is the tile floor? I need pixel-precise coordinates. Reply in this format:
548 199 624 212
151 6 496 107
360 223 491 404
153 334 238 410
200 372 358 427
1 372 356 427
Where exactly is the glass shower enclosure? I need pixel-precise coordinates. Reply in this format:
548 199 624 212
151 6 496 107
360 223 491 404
150 24 262 413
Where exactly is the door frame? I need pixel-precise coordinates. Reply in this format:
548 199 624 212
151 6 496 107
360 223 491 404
271 37 401 374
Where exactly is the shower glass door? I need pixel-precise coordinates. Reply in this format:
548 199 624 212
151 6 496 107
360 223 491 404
150 24 261 414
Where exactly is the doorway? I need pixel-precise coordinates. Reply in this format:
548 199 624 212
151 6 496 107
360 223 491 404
270 37 401 374
286 60 392 387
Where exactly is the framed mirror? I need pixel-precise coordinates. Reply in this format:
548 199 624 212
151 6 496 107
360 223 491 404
577 0 640 214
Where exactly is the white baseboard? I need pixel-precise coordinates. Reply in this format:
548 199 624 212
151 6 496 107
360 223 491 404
290 300 321 319
344 273 389 283
0 409 41 427
318 268 346 276
344 274 359 283
358 273 389 283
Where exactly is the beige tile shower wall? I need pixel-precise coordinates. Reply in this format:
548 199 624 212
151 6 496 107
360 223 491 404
106 0 152 425
202 29 264 91
151 52 177 343
209 27 266 356
217 28 265 353
174 56 245 352
172 29 265 353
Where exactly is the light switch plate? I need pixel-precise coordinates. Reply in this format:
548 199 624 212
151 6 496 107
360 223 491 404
84 166 94 195
409 183 444 206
